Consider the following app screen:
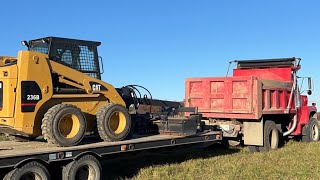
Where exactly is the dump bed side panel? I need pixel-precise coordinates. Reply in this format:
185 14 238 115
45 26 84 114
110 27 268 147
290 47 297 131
260 79 293 114
185 76 262 119
233 67 293 82
185 77 294 120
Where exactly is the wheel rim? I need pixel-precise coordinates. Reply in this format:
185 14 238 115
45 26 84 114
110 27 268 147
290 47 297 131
58 114 80 138
108 111 126 134
20 172 41 180
311 124 319 141
270 128 279 150
75 165 96 180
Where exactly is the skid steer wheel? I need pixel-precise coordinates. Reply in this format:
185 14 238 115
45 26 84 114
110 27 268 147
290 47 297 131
41 104 86 147
97 104 131 141
258 120 279 152
4 161 50 180
63 155 101 180
302 118 320 142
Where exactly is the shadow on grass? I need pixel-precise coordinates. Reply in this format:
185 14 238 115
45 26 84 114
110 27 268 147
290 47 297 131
101 143 241 180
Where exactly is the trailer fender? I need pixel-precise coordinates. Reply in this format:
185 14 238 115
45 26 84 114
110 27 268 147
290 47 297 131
73 151 102 161
14 158 49 169
243 119 263 146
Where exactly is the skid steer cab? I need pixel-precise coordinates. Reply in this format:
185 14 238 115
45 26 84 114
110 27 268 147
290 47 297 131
0 37 135 146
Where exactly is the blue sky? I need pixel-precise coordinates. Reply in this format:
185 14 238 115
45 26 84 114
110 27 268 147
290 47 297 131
0 1 319 104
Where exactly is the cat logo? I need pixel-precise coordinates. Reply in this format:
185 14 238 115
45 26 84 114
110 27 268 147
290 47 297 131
90 82 108 92
92 84 101 91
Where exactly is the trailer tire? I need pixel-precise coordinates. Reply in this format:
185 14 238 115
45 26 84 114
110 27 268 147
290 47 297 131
62 155 101 180
302 118 320 142
97 104 131 141
3 161 50 180
42 104 86 147
259 120 279 152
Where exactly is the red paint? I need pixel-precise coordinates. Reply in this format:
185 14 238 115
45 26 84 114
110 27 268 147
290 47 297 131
233 67 292 82
21 103 37 106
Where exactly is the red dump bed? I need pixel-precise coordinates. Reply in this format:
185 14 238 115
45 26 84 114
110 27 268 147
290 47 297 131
185 76 293 120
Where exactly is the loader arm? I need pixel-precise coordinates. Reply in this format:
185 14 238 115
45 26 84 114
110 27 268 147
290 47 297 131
49 60 126 106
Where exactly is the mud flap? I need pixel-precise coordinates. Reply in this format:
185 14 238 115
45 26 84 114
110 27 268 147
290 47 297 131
243 119 263 146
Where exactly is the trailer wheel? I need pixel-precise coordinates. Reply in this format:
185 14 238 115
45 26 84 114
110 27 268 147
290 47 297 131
96 104 131 141
4 161 50 180
42 104 86 147
259 120 279 151
302 118 320 142
62 155 101 180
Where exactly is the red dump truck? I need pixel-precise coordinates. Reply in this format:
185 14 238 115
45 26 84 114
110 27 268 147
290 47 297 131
185 58 318 152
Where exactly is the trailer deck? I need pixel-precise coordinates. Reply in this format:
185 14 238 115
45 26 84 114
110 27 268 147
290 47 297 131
0 131 222 169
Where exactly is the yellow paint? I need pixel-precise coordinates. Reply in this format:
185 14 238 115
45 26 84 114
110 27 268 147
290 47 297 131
58 114 80 138
109 111 127 134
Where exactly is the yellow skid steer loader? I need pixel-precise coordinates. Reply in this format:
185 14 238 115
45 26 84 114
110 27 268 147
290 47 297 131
0 37 132 146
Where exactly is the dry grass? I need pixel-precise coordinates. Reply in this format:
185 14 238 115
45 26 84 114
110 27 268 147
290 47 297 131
132 142 320 180
102 141 320 180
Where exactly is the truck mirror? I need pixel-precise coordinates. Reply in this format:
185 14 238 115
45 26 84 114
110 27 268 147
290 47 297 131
308 77 312 95
308 77 312 89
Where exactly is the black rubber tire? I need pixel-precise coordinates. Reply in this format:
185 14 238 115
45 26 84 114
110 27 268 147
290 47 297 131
302 118 320 142
217 140 230 149
62 155 101 180
41 104 86 147
258 120 279 152
248 145 260 153
3 161 50 180
96 104 131 141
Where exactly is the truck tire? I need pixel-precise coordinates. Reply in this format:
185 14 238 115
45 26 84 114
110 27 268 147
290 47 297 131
4 161 50 180
302 118 320 142
248 146 260 153
62 155 101 180
96 104 131 141
259 120 279 152
41 104 86 147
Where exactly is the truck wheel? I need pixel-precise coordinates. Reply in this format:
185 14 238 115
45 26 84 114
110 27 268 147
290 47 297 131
41 104 86 147
96 104 131 141
259 120 279 152
302 118 320 142
62 155 101 180
248 146 260 153
4 161 50 180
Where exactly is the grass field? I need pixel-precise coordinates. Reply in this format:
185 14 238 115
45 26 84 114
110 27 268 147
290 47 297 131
101 141 320 180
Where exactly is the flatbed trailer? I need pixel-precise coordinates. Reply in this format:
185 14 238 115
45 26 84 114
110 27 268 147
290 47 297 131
0 131 222 179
